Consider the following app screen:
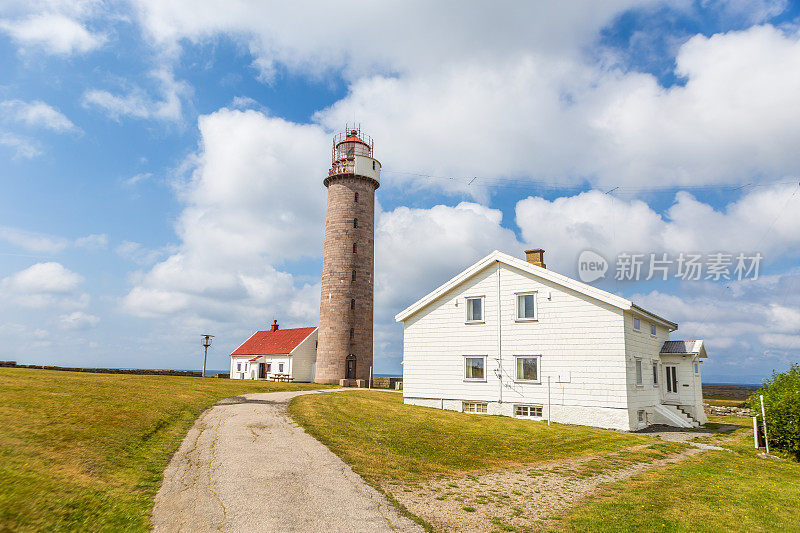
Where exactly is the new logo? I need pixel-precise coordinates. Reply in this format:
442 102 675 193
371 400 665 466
577 250 608 283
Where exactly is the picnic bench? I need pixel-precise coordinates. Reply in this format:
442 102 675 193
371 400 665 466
269 373 294 382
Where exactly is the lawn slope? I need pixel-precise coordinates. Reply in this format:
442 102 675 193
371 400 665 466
289 391 648 482
0 368 328 531
561 417 800 532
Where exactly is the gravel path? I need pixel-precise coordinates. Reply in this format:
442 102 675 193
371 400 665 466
386 445 703 532
151 389 422 533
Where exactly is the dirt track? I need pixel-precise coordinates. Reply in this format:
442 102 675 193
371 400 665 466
151 389 421 533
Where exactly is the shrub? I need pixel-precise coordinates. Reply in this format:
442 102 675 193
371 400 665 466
748 364 800 459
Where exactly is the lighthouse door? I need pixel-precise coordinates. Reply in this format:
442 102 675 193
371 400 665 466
346 356 356 379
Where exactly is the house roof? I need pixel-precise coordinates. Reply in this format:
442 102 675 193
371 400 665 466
660 340 707 358
394 250 678 330
231 327 317 356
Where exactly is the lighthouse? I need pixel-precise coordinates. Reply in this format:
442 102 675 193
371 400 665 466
316 126 381 385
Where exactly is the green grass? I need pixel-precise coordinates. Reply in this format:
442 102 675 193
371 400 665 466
0 367 330 532
560 416 800 532
289 391 650 483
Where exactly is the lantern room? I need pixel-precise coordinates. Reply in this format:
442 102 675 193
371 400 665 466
327 125 381 187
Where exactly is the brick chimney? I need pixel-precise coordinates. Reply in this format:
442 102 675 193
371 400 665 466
524 249 546 269
270 319 279 332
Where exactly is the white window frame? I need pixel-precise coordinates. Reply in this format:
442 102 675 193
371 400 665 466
514 355 541 383
463 401 487 414
465 296 485 323
637 409 646 426
515 291 538 321
652 361 658 386
635 358 643 387
463 355 487 382
278 362 284 373
237 362 241 372
650 323 656 336
633 317 641 331
514 404 543 418
694 362 699 374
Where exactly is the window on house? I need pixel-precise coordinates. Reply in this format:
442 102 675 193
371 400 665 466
514 405 543 417
372 160 376 170
352 243 357 253
278 363 284 373
464 356 486 381
350 299 356 310
463 402 487 414
353 218 358 228
638 410 645 423
237 363 241 372
352 270 356 281
515 356 540 382
652 362 658 385
466 297 483 322
266 363 271 372
354 192 359 203
650 323 656 336
516 292 537 320
633 318 641 331
635 359 643 386
694 362 699 374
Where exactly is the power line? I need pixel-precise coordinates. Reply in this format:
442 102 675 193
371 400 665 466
381 168 797 194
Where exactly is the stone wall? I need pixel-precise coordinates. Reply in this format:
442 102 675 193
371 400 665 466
0 361 201 377
704 404 754 417
371 376 402 390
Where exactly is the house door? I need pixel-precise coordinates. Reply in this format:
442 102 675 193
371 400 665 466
346 357 356 379
664 365 679 400
259 363 267 379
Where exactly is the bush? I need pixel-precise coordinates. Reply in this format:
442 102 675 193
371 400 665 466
748 364 800 459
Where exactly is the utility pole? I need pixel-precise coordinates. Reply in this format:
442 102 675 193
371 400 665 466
201 334 214 377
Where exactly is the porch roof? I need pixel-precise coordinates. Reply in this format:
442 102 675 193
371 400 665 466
660 340 707 358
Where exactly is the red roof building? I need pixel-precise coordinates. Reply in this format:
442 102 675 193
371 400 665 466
229 320 318 381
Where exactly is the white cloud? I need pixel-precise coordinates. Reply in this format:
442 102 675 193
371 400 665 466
59 311 100 330
1 100 80 133
0 226 69 254
2 262 83 294
123 172 152 187
121 109 328 327
115 240 166 265
0 132 41 159
514 184 800 274
74 233 108 251
130 1 646 79
375 202 521 315
82 68 190 122
314 24 800 192
0 13 105 55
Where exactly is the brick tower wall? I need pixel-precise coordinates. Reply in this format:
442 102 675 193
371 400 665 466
316 175 377 384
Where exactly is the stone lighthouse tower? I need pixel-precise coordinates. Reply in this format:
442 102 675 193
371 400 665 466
316 126 381 385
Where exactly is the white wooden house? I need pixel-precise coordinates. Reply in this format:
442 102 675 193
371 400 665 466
395 250 708 431
229 321 318 382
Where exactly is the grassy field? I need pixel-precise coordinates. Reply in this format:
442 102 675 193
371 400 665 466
290 392 800 532
289 391 650 483
561 416 800 532
0 368 329 532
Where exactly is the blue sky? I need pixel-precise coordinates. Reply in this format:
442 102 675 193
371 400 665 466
1 1 799 382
